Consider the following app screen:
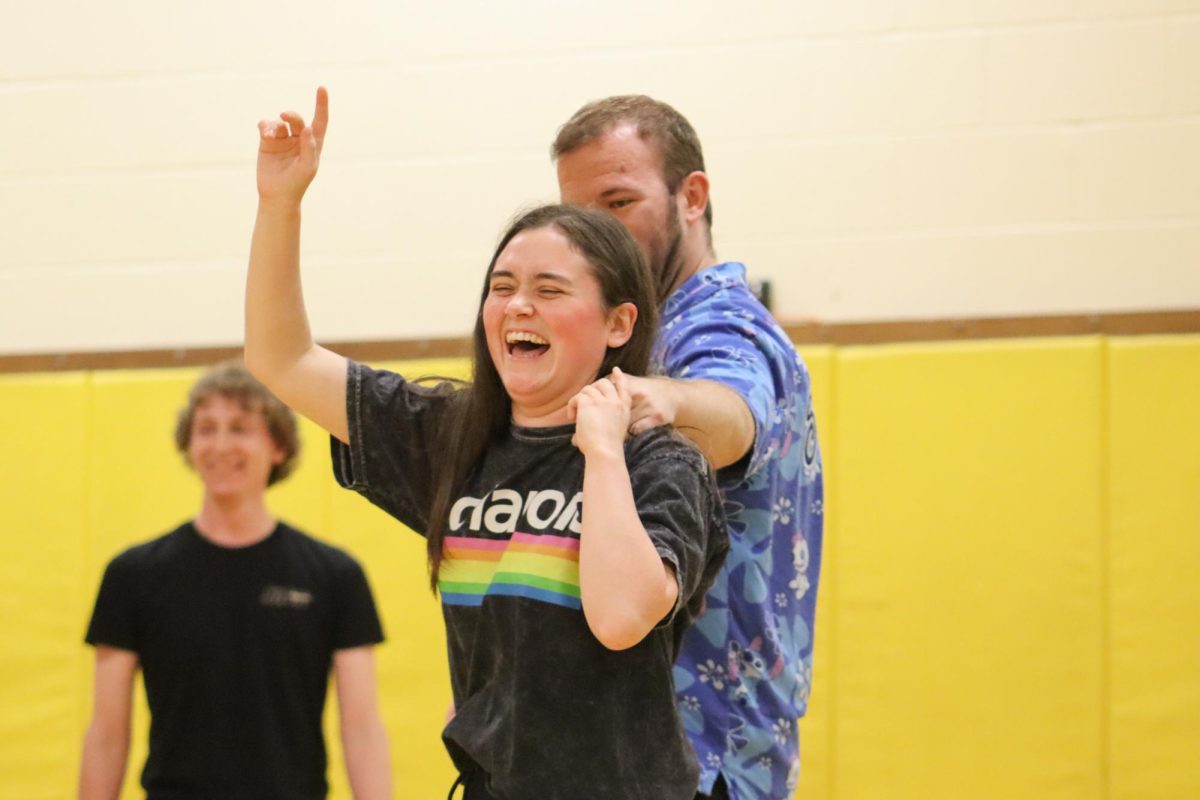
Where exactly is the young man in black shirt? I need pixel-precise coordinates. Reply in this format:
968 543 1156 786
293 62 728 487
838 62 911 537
80 362 390 800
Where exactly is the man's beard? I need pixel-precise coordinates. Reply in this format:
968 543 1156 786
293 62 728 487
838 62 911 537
653 201 686 304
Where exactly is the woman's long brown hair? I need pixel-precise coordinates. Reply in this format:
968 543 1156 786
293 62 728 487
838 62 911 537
422 204 658 591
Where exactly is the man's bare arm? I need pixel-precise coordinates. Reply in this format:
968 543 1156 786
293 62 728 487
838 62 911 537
625 376 754 469
334 646 391 799
78 646 138 800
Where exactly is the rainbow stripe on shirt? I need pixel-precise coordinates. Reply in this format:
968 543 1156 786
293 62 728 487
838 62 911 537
438 532 582 610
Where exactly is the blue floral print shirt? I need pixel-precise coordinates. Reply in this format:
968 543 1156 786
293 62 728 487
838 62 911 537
655 262 824 800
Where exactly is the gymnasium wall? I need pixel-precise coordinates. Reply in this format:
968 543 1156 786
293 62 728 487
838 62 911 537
1 336 1196 799
3 1 1200 356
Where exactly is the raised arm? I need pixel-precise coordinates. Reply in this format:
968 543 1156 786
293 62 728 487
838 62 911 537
244 86 350 443
569 369 678 650
78 646 137 800
624 376 754 470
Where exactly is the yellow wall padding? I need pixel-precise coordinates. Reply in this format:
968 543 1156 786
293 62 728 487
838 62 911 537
1108 337 1200 800
0 374 90 797
795 345 835 800
830 338 1106 799
1 340 1197 800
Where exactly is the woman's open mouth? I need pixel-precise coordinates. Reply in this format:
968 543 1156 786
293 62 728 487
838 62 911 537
506 331 551 358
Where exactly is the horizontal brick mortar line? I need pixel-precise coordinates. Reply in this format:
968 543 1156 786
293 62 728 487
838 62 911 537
1 309 1197 374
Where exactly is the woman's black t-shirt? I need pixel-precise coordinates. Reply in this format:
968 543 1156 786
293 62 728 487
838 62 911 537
332 361 728 800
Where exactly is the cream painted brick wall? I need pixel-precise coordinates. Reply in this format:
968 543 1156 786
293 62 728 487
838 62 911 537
1077 0 1200 17
0 252 487 353
892 132 1075 229
2 157 552 268
0 1 389 81
1075 122 1200 220
0 1 902 83
732 224 1200 321
2 1 1198 354
803 34 986 135
1166 18 1200 113
3 170 263 268
784 0 896 35
2 78 317 175
986 21 1167 123
894 0 1075 29
714 140 897 236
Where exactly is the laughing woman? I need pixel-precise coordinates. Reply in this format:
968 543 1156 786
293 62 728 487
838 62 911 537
243 87 727 800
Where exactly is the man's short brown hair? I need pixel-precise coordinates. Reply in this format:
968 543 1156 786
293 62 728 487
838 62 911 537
552 94 713 229
173 360 300 486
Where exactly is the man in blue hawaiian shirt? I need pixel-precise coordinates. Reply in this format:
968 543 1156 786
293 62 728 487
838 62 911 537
554 98 824 800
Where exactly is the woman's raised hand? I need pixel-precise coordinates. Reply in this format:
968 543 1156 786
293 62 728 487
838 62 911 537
255 86 329 206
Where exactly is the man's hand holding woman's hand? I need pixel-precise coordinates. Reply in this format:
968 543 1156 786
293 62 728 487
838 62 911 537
568 367 634 460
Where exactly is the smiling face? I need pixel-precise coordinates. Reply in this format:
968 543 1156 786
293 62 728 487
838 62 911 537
556 124 687 295
481 225 635 426
187 394 285 502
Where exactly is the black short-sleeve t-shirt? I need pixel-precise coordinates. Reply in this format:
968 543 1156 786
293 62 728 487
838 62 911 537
331 361 728 800
85 521 384 800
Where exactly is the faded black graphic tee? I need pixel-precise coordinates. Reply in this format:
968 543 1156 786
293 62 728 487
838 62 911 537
332 361 728 800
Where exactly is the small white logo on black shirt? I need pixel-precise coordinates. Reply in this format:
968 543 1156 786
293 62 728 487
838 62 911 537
260 586 313 608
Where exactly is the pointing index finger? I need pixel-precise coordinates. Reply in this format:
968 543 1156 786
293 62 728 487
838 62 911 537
312 86 330 143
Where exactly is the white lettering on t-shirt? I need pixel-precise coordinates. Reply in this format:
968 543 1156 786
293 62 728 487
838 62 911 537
555 492 583 534
483 489 522 534
525 490 565 528
447 489 583 534
449 495 484 531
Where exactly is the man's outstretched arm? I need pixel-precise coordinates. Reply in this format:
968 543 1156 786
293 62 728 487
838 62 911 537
625 375 755 469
